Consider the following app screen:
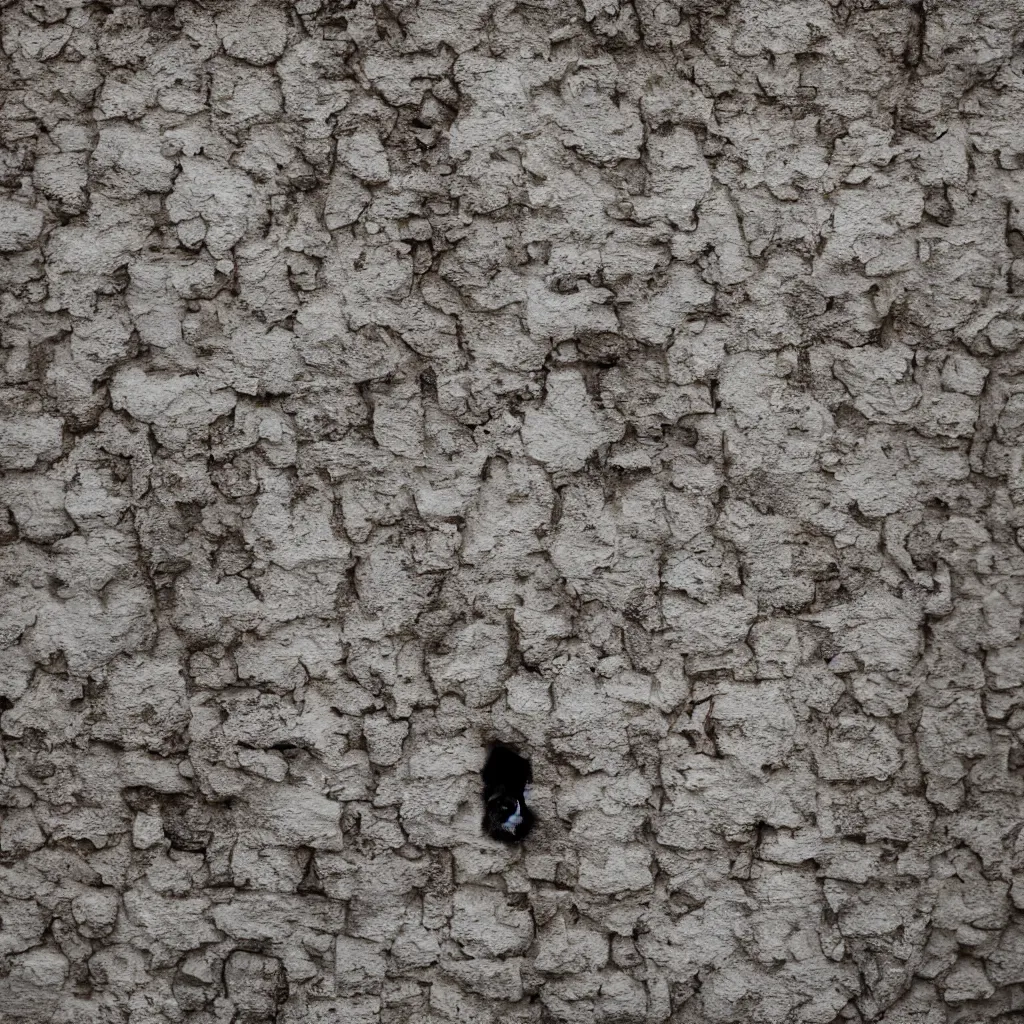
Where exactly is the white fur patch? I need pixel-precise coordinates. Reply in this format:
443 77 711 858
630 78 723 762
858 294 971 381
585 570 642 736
501 800 523 833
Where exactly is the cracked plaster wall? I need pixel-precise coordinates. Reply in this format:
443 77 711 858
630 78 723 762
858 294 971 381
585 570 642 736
2 1 1024 1022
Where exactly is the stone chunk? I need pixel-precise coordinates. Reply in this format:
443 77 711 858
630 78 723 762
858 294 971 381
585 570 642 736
521 367 624 472
251 784 341 846
578 844 653 896
450 887 534 958
224 951 287 1019
662 594 758 655
217 2 288 65
335 934 386 995
0 198 44 251
0 808 45 854
0 949 69 1022
340 129 391 184
942 959 994 1003
132 812 165 850
71 889 119 938
444 957 524 1000
0 415 63 470
362 713 409 766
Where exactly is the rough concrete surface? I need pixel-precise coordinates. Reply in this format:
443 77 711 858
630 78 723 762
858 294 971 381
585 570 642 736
2 0 1024 1021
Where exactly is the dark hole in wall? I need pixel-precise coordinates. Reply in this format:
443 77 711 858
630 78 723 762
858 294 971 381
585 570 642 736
481 743 535 844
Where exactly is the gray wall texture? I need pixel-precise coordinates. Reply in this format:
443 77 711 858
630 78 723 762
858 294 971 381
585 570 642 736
2 0 1024 1022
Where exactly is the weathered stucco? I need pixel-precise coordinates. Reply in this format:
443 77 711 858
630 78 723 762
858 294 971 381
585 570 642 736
2 1 1024 1021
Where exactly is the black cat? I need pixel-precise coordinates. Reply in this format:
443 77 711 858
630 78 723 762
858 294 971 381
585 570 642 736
481 744 535 843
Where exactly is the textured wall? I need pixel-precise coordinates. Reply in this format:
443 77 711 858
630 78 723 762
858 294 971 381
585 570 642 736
2 0 1024 1021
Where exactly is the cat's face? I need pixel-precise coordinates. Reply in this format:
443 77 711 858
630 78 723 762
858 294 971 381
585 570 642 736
486 793 522 834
